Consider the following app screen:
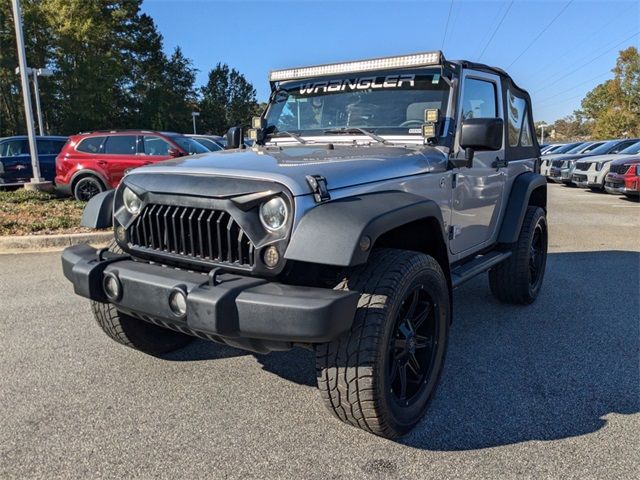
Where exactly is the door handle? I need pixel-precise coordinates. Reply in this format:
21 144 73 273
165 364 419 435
492 157 508 169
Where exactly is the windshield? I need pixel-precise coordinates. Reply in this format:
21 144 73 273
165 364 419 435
169 135 209 154
563 142 587 154
620 141 640 155
265 69 450 139
193 137 223 152
551 142 581 154
587 140 619 155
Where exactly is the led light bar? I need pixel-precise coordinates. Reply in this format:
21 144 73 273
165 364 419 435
269 51 443 82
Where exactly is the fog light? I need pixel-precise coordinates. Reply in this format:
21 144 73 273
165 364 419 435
169 288 187 317
263 246 280 268
103 273 121 300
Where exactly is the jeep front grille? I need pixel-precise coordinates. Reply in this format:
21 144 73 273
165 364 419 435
128 204 255 267
552 160 565 167
610 164 630 175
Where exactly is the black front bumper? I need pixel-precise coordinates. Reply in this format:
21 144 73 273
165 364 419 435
62 245 359 352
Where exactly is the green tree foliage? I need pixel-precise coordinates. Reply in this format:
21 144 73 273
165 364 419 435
579 46 640 138
551 114 591 141
199 63 258 134
0 1 256 137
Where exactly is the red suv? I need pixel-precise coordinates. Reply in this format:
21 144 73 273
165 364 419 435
55 130 209 200
605 156 640 198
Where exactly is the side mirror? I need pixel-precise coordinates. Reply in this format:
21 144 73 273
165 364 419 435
455 118 504 168
168 147 182 158
225 126 244 150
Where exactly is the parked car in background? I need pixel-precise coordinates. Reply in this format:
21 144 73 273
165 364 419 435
541 143 563 154
186 134 225 151
540 141 585 177
572 139 640 191
55 130 208 201
0 136 67 186
604 157 640 198
547 141 615 185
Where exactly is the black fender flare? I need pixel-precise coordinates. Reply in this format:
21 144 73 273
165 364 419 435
284 191 445 267
80 190 114 229
497 172 547 244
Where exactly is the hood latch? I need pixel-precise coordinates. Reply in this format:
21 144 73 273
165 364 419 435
306 175 330 203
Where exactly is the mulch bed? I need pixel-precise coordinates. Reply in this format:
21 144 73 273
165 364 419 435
0 189 95 236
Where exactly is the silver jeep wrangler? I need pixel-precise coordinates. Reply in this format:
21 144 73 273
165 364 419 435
62 51 548 439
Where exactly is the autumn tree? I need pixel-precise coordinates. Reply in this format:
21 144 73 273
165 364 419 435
578 46 640 137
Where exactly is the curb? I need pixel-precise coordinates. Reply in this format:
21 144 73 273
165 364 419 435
0 231 112 254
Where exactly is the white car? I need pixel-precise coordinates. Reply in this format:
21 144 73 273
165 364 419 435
540 142 586 178
572 140 640 190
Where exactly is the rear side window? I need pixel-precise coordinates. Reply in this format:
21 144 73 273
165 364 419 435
76 136 106 153
142 136 171 156
0 140 28 156
36 139 66 154
506 89 533 147
104 135 137 155
461 78 497 120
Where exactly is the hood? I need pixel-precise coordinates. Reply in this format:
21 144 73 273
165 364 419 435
609 155 640 166
547 153 589 162
576 153 628 164
129 145 444 196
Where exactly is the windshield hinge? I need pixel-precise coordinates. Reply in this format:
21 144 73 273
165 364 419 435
306 175 330 203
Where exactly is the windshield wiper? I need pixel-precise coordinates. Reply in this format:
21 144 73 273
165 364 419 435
269 130 308 144
322 127 390 145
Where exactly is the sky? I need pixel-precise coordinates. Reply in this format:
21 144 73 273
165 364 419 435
142 0 639 124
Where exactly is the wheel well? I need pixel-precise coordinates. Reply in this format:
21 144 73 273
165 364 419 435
373 217 453 318
528 184 546 209
71 171 106 191
373 217 451 284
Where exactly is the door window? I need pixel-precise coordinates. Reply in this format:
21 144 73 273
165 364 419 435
104 135 138 155
142 136 172 156
461 78 497 120
506 89 534 147
0 140 28 157
36 139 66 154
77 136 106 153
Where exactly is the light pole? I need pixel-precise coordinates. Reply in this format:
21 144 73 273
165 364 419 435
191 112 200 134
15 67 52 136
539 122 548 144
11 0 48 188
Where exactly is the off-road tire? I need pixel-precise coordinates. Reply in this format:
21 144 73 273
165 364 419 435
90 241 194 355
489 206 548 305
316 249 450 439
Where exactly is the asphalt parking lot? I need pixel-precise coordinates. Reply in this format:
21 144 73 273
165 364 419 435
1 183 638 479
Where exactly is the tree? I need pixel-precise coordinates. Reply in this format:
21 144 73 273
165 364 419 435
199 63 258 134
0 0 199 136
578 46 640 137
149 47 198 132
551 114 590 141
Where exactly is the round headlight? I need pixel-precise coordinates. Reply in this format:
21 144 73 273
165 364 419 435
260 197 288 231
122 187 141 214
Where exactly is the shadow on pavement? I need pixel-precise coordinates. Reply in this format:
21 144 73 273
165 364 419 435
163 250 640 450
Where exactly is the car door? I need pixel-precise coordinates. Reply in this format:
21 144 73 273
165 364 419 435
0 139 31 184
101 135 143 185
449 70 506 254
